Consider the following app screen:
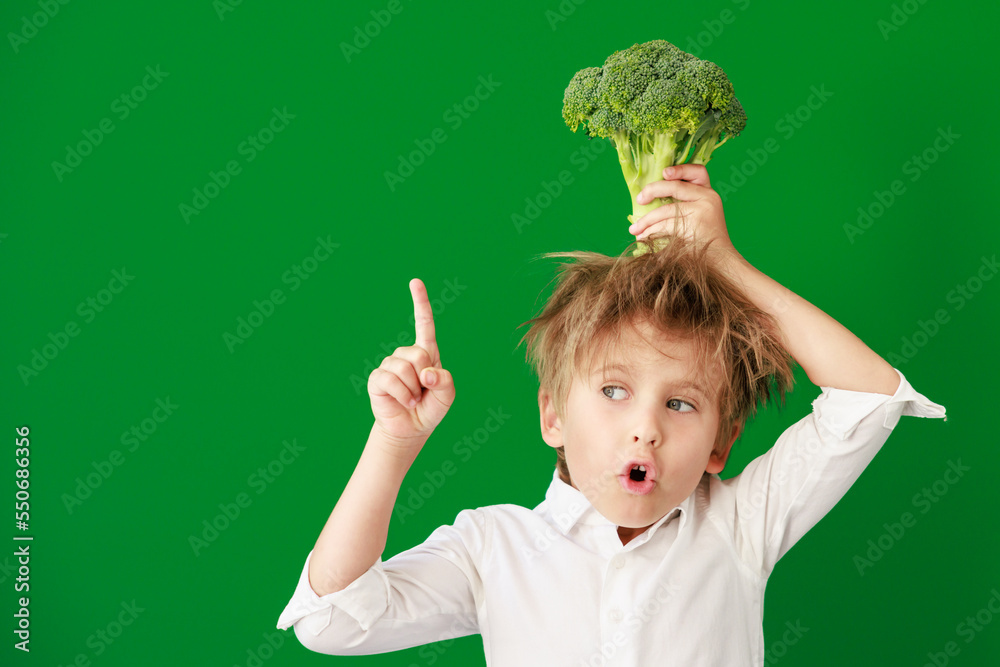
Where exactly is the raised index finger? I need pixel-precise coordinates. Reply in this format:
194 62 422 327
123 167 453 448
409 278 439 362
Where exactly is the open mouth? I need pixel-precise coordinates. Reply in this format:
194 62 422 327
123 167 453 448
619 460 656 495
629 465 648 482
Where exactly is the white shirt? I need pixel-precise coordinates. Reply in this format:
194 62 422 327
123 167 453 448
276 369 945 665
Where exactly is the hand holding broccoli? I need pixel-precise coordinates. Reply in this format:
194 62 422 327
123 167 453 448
562 39 745 253
629 164 743 265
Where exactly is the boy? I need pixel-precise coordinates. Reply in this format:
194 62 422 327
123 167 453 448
276 164 945 665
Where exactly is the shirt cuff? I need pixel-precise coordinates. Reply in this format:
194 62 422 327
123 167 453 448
276 549 389 633
811 368 947 440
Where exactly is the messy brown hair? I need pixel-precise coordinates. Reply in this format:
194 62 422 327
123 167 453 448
516 233 796 485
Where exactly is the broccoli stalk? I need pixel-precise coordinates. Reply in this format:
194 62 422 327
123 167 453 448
612 130 687 225
562 40 746 255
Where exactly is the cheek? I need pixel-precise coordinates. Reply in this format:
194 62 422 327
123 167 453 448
664 423 717 467
682 413 719 441
564 436 597 473
563 430 606 480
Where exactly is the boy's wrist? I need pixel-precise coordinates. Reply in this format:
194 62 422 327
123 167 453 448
706 243 752 281
368 423 428 468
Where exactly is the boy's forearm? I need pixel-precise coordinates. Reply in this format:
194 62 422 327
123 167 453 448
713 249 900 396
307 423 425 597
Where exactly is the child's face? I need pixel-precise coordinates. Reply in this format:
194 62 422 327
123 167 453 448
540 321 737 539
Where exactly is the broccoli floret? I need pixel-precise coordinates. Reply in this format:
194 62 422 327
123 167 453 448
562 40 746 247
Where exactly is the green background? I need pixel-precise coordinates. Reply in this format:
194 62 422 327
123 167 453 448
3 0 998 665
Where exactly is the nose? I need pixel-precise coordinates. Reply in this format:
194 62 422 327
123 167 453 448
632 405 663 448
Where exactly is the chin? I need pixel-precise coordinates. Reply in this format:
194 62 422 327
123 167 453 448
602 503 665 529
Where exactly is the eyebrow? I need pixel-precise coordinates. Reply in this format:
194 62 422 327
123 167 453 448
591 363 713 397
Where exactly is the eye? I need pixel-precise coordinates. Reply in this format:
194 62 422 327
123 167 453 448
601 385 628 401
667 398 695 413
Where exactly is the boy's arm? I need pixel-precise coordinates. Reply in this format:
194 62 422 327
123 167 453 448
308 278 456 595
629 166 946 574
278 280 482 654
308 425 424 596
631 164 900 395
710 252 900 395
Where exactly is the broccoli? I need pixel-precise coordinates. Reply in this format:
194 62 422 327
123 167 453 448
562 40 746 253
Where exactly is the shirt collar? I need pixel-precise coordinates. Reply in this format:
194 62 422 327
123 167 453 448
540 468 694 543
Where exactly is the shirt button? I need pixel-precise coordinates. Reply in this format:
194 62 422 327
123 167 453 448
609 607 623 623
613 555 625 569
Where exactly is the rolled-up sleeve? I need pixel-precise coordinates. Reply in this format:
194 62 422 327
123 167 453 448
276 507 489 656
719 368 946 574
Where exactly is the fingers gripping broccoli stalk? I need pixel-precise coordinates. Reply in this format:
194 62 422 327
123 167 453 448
611 117 732 221
562 40 745 255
